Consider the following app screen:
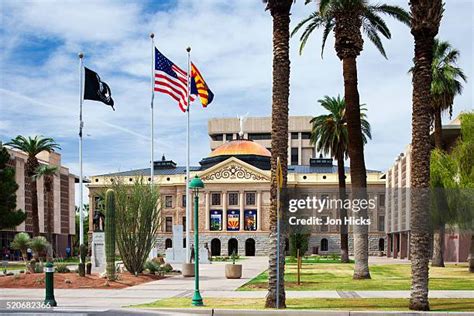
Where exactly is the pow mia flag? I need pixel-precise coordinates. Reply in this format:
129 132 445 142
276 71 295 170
84 67 115 110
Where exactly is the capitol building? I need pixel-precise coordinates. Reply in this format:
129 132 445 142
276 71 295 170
87 116 386 257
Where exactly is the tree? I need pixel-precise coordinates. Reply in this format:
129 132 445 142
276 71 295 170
10 232 30 261
33 165 58 255
6 136 60 236
310 96 371 263
408 0 443 311
0 142 26 230
292 0 409 279
29 236 49 261
289 233 310 258
430 39 467 267
263 0 293 308
111 177 161 275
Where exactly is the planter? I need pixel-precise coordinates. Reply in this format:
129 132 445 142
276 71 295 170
225 264 242 279
181 263 195 277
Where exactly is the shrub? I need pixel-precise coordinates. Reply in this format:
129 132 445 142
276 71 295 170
55 263 70 273
10 232 30 261
160 263 173 273
29 236 49 260
144 260 160 274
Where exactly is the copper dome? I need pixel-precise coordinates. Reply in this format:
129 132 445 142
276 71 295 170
209 140 271 158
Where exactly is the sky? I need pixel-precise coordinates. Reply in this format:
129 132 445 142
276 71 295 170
0 0 472 206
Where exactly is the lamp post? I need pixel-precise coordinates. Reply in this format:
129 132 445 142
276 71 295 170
189 175 204 306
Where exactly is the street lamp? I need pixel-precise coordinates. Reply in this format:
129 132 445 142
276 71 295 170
189 175 204 306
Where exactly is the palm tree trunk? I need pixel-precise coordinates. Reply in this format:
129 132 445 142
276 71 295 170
409 33 437 312
337 152 349 263
265 0 292 309
431 108 445 267
46 178 54 259
342 56 370 279
469 234 474 273
26 157 40 237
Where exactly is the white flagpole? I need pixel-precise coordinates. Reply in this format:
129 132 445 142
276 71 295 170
185 46 191 263
78 52 84 253
150 33 155 186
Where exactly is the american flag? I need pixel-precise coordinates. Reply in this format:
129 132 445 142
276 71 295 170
154 47 195 112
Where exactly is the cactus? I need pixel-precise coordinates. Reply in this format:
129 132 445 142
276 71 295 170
105 189 116 280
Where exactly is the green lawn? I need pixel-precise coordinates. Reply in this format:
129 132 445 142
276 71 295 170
239 263 474 291
134 298 474 311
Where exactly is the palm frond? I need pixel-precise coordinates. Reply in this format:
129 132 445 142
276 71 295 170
369 4 410 26
362 22 387 58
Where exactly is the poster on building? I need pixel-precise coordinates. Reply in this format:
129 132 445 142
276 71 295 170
210 210 222 231
244 210 257 231
227 210 240 231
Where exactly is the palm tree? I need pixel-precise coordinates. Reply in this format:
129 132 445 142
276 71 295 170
430 39 467 267
310 95 371 263
6 136 60 237
263 0 293 309
292 0 409 280
408 0 443 311
33 165 59 256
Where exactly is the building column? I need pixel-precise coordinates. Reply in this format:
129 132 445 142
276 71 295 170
393 233 399 258
287 133 291 164
387 234 391 257
239 191 245 231
298 132 302 165
400 232 407 259
257 191 262 231
222 191 227 231
205 191 210 231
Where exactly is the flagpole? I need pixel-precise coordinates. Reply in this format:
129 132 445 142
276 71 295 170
150 33 155 186
185 46 191 263
78 52 84 253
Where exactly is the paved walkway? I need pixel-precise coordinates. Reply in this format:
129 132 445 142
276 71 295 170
1 256 473 310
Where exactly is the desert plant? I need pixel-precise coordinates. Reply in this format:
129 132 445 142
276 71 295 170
29 236 49 260
10 232 30 261
144 260 160 274
231 250 238 265
111 177 161 275
55 263 70 273
105 189 116 280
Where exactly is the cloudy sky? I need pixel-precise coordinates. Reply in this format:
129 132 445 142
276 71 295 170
1 0 472 205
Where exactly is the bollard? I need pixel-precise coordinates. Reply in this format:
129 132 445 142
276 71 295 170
44 262 57 307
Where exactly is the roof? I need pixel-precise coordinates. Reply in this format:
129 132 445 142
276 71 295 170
209 139 271 158
288 165 381 174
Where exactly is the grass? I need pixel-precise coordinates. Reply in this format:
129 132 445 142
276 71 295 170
134 297 474 311
1 262 26 271
286 256 353 264
239 263 474 291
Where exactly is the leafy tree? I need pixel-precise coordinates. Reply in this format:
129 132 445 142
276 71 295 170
5 136 60 236
110 177 161 275
263 0 293 308
292 0 409 280
310 96 371 262
0 142 26 230
10 232 30 261
289 233 310 258
408 0 443 311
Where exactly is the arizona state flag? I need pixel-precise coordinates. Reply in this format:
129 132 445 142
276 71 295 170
84 67 114 110
190 63 214 107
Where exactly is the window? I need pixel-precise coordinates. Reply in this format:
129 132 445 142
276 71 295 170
211 134 223 141
165 217 173 232
211 193 221 206
182 216 186 232
301 132 311 139
165 238 172 249
321 238 328 251
291 148 299 165
291 132 299 139
182 195 186 207
225 134 233 141
228 192 239 206
320 216 328 232
245 192 256 205
379 194 385 207
165 196 173 208
378 216 385 232
248 133 271 140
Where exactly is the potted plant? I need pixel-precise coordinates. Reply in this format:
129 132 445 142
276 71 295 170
225 250 242 279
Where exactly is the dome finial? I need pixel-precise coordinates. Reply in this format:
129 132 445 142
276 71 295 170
237 113 249 139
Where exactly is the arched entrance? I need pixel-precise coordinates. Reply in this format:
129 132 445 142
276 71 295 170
165 238 172 249
211 238 221 256
321 238 328 252
228 238 238 256
245 238 255 256
379 238 385 252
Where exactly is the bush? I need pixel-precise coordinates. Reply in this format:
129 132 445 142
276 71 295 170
144 260 160 274
10 232 30 260
29 236 49 260
160 263 173 273
55 263 70 273
33 262 44 273
289 233 310 257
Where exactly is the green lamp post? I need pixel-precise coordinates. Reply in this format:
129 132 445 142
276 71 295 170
189 175 204 306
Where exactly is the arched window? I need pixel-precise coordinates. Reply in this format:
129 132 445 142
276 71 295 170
228 238 238 256
379 238 385 252
211 238 221 256
165 238 172 249
321 238 328 252
245 238 256 256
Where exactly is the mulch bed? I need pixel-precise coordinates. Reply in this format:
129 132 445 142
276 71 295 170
0 272 165 289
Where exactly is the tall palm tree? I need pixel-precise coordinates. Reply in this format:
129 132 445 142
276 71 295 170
6 136 60 237
408 0 443 311
292 0 409 279
430 39 467 267
263 0 293 309
33 164 59 255
310 95 371 263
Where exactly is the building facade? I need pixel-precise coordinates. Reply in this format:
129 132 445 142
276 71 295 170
208 116 315 165
385 116 471 262
0 148 76 257
89 137 386 257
